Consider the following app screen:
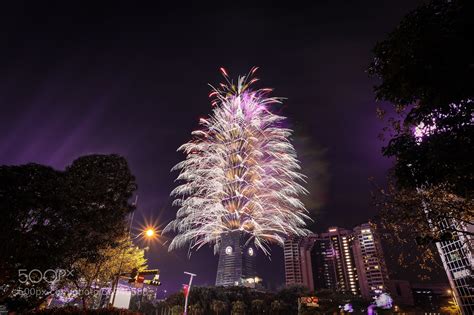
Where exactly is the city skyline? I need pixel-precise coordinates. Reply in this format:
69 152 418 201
0 0 444 294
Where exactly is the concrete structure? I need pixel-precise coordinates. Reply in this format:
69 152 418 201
215 230 257 286
352 223 390 299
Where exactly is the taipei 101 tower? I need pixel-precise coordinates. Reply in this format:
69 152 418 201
215 230 257 286
165 68 309 287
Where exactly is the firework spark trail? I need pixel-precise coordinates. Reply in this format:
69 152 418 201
165 68 310 255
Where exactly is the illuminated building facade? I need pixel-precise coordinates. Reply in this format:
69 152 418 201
284 228 359 294
284 236 304 286
435 219 473 314
352 223 390 299
321 227 359 294
310 237 334 291
215 230 258 287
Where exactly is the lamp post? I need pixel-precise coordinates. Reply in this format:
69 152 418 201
183 272 196 315
109 226 157 307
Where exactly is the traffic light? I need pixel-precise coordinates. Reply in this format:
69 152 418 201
128 268 138 283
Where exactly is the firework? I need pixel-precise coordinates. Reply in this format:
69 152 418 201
165 68 310 255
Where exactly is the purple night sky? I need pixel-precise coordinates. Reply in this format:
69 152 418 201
0 1 423 293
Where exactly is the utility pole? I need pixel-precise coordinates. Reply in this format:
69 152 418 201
110 195 138 307
183 272 196 315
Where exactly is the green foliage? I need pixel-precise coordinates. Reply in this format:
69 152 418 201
165 291 185 307
250 299 264 314
170 304 183 315
189 303 205 315
270 300 285 315
26 306 140 314
66 236 147 309
370 0 473 108
211 299 227 315
231 300 246 315
368 0 473 275
368 0 473 195
272 285 311 314
0 154 137 311
374 180 473 279
158 286 370 315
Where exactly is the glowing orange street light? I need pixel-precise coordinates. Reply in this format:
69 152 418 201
145 228 155 238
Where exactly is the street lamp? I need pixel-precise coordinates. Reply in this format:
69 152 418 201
131 227 157 240
110 227 158 307
183 272 196 315
145 228 155 238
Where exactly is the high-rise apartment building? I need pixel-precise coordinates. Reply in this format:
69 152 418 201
352 223 390 299
321 227 359 294
310 237 333 291
284 223 390 299
284 235 320 290
284 228 359 294
284 236 303 286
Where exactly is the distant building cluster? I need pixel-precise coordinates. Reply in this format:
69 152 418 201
284 221 474 312
284 223 389 300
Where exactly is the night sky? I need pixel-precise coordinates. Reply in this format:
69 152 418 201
0 1 423 293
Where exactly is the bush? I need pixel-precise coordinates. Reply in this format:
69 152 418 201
27 306 141 315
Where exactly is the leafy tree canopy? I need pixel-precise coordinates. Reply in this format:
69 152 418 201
65 236 147 310
0 154 137 311
369 0 473 195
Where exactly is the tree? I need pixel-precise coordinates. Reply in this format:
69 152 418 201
166 292 184 311
369 0 473 197
171 304 184 315
311 289 369 314
189 303 205 315
211 299 227 315
65 236 147 309
275 285 309 314
231 300 246 315
270 300 285 315
0 154 137 311
374 180 473 278
250 299 264 314
368 0 473 253
440 299 462 315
